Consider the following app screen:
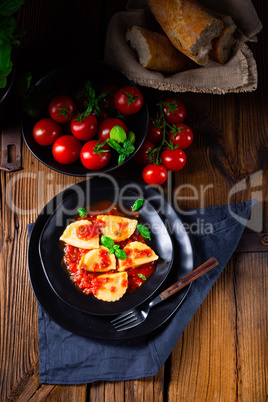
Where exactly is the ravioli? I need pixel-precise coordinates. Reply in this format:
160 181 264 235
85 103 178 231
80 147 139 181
92 272 128 302
60 220 99 249
118 241 159 270
78 246 116 272
97 215 137 242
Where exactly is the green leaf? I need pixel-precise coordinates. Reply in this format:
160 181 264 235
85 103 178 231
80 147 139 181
77 207 87 218
101 236 115 249
0 76 6 88
118 153 126 165
132 199 144 211
138 273 147 281
0 33 11 70
123 139 135 154
0 16 15 36
137 224 151 240
106 139 123 153
127 131 136 144
0 0 25 17
115 248 127 260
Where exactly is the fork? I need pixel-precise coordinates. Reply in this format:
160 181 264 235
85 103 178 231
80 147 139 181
111 257 219 331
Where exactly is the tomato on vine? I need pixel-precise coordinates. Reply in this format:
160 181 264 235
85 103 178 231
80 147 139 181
146 119 163 143
114 85 143 115
162 98 186 124
49 95 76 123
161 148 186 172
134 140 155 166
168 123 193 149
142 164 167 185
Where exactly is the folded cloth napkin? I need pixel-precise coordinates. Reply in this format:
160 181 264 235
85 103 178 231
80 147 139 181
28 199 256 384
104 0 262 94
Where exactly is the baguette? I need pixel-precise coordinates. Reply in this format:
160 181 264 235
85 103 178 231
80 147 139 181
126 26 196 74
146 0 224 65
209 15 237 64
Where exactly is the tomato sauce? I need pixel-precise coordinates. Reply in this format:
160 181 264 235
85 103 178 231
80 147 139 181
62 202 157 296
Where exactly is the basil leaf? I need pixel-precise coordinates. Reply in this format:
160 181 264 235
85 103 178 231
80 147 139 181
138 273 147 281
132 199 144 211
106 139 123 153
0 0 25 17
101 236 114 249
137 224 151 240
115 249 127 260
118 153 126 165
123 139 135 154
77 207 87 218
109 244 120 254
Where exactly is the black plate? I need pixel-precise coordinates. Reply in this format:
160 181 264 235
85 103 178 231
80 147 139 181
28 178 194 340
39 187 174 315
21 60 149 176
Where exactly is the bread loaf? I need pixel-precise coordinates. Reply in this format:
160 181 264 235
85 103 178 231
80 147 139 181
126 26 196 73
146 0 224 65
209 15 237 64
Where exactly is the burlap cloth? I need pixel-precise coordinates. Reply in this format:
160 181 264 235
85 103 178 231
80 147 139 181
104 0 262 94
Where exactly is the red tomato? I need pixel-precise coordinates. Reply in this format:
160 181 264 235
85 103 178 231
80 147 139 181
162 98 187 124
99 85 118 108
168 123 193 149
80 140 111 170
142 164 167 185
97 118 127 142
71 114 98 141
49 95 77 123
33 118 62 146
146 119 163 143
161 148 186 171
52 135 81 164
134 140 155 166
114 85 143 115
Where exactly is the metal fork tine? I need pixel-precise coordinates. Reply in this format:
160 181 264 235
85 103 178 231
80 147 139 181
113 316 138 329
111 311 135 324
114 319 142 331
112 313 136 327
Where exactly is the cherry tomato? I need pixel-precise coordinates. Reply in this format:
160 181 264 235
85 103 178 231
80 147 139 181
52 135 81 164
133 140 155 166
168 123 193 149
33 118 62 146
142 164 167 185
80 140 111 170
161 148 186 171
49 95 77 123
98 118 127 142
146 119 163 143
71 114 98 141
162 98 187 124
114 85 143 115
99 85 118 108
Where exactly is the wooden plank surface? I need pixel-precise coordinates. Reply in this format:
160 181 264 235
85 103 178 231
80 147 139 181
0 0 267 401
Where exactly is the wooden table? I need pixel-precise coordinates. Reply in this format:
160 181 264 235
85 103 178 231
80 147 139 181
1 0 267 400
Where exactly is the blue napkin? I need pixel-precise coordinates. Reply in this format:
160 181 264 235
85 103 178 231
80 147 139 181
28 199 256 384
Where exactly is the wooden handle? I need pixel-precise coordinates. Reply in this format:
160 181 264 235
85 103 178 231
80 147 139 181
160 257 219 300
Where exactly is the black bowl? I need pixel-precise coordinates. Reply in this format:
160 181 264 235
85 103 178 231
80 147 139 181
21 59 149 176
38 183 174 315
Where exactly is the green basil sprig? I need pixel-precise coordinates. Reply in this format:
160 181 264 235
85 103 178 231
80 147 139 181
132 199 144 211
106 138 135 165
78 207 88 218
137 224 151 240
101 236 127 260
